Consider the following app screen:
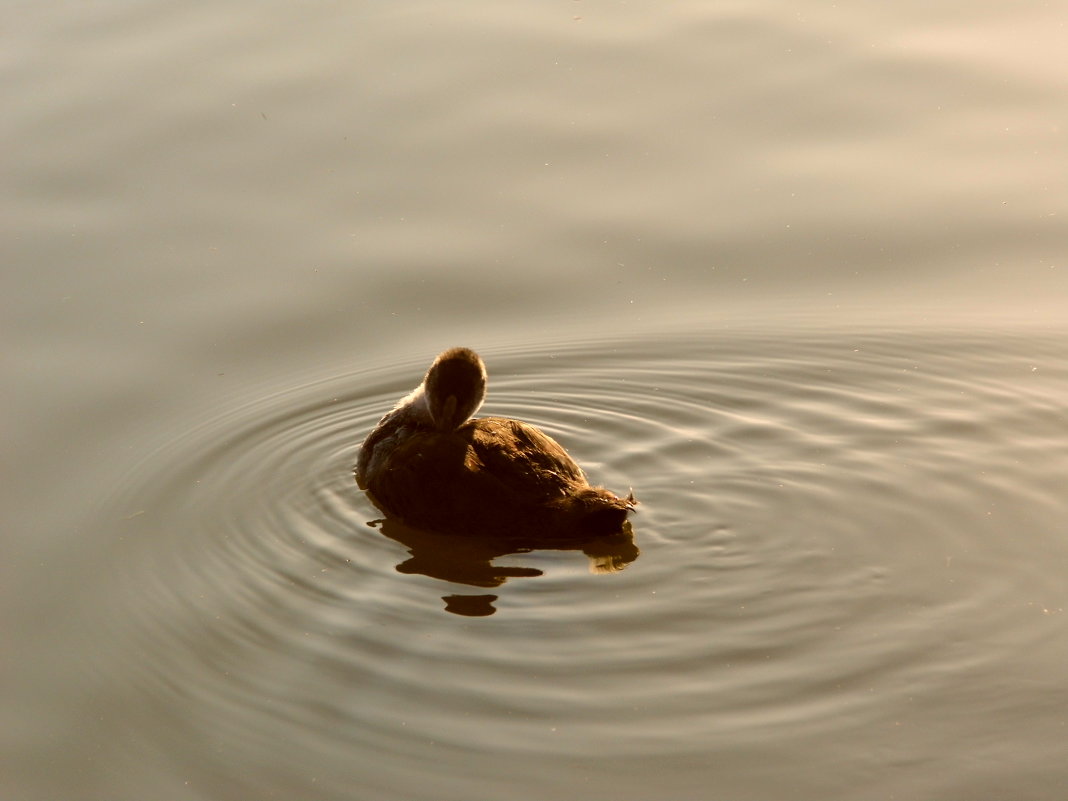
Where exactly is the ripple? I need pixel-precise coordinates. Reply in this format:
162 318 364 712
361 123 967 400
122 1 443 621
86 325 1068 796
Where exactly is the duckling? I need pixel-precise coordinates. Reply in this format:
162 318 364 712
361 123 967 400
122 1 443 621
355 347 635 537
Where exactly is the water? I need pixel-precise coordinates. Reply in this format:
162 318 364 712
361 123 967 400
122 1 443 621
5 2 1068 800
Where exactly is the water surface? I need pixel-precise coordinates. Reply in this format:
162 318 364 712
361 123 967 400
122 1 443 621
5 2 1067 799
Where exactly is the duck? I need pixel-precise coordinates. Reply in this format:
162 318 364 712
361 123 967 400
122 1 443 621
355 347 635 537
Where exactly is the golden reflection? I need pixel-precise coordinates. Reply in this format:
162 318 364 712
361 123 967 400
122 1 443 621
372 518 639 616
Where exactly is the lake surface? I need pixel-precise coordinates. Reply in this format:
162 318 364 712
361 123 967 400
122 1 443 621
5 2 1067 800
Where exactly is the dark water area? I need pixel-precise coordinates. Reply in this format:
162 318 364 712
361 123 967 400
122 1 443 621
5 2 1067 799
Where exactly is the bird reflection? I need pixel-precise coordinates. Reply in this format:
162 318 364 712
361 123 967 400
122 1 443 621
371 517 640 616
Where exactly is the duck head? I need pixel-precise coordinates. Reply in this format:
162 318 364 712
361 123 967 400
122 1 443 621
423 347 487 432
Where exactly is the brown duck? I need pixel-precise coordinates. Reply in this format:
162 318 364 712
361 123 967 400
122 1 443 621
355 347 635 537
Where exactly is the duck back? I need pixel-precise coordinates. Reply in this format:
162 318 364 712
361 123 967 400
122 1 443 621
364 417 631 537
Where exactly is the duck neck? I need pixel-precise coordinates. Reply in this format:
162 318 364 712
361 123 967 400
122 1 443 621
391 385 436 428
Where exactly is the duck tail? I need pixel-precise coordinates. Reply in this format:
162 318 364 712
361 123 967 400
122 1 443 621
562 487 636 535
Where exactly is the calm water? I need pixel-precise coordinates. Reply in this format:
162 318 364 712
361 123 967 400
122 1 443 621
5 2 1067 800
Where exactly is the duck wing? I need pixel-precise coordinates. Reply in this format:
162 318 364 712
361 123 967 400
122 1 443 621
461 417 589 503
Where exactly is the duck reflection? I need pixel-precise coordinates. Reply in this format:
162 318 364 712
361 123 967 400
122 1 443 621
372 517 640 616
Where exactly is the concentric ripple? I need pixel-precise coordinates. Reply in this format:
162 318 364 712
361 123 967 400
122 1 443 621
84 325 1068 799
